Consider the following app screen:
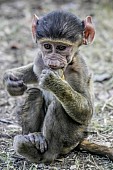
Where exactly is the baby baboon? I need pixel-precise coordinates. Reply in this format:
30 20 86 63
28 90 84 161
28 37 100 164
3 11 113 162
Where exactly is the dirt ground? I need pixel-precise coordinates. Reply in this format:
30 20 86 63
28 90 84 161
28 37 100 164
0 0 113 169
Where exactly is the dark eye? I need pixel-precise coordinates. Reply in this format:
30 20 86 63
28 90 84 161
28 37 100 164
56 45 67 51
44 43 52 50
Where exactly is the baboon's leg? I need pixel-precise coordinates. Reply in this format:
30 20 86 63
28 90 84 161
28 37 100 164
17 88 45 134
13 103 65 163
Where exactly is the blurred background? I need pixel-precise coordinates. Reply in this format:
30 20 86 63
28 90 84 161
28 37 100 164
0 0 113 169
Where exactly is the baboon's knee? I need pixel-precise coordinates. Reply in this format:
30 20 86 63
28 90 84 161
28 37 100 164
26 87 43 100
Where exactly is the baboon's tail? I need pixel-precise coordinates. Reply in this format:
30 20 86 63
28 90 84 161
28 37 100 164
77 139 113 161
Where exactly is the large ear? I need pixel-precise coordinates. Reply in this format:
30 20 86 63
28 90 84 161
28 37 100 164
83 16 95 45
32 14 39 42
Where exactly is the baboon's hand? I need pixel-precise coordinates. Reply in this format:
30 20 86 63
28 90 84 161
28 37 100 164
25 132 47 153
3 72 27 96
39 69 59 90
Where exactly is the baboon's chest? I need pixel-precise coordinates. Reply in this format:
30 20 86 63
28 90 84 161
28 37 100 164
42 90 56 107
